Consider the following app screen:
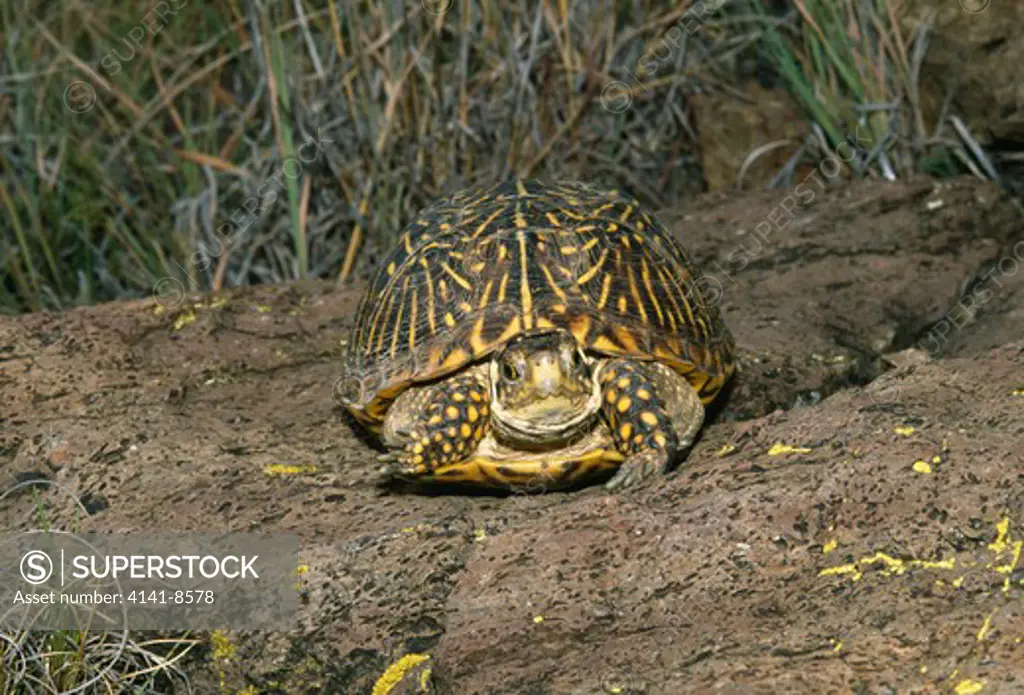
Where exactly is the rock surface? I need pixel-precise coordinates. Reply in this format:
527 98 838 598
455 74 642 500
2 176 1023 694
908 0 1024 147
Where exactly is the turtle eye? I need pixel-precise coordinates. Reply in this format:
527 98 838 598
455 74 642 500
501 361 521 381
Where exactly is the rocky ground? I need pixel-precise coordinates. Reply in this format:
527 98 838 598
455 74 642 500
2 176 1023 694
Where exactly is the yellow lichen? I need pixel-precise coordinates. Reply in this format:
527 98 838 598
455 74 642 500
820 552 955 582
263 464 317 477
988 517 1013 553
893 425 915 436
173 310 197 331
954 679 985 694
977 611 996 641
822 539 838 554
767 442 812 456
819 562 861 580
210 630 236 660
716 443 737 457
372 654 431 695
254 304 272 313
912 459 933 474
210 630 239 694
987 517 1022 593
533 615 545 624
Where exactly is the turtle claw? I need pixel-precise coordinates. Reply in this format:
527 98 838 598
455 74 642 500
605 448 668 492
376 453 401 473
378 460 408 476
378 464 415 482
378 462 405 478
377 449 427 479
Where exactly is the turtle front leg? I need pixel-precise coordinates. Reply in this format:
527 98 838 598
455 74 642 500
597 359 704 491
379 367 490 480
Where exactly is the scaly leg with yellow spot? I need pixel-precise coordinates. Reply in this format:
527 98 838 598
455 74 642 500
597 359 704 491
379 366 491 479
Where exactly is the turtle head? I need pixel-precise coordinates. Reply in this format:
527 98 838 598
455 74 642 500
488 329 601 447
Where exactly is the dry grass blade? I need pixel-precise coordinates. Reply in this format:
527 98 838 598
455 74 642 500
174 150 251 177
950 116 1001 184
339 180 373 283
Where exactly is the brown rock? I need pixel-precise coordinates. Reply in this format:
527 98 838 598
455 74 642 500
907 0 1024 145
692 81 811 192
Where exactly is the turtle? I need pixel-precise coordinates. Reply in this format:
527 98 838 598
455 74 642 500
337 179 735 491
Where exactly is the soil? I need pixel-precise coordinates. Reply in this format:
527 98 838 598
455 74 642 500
2 176 1023 695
